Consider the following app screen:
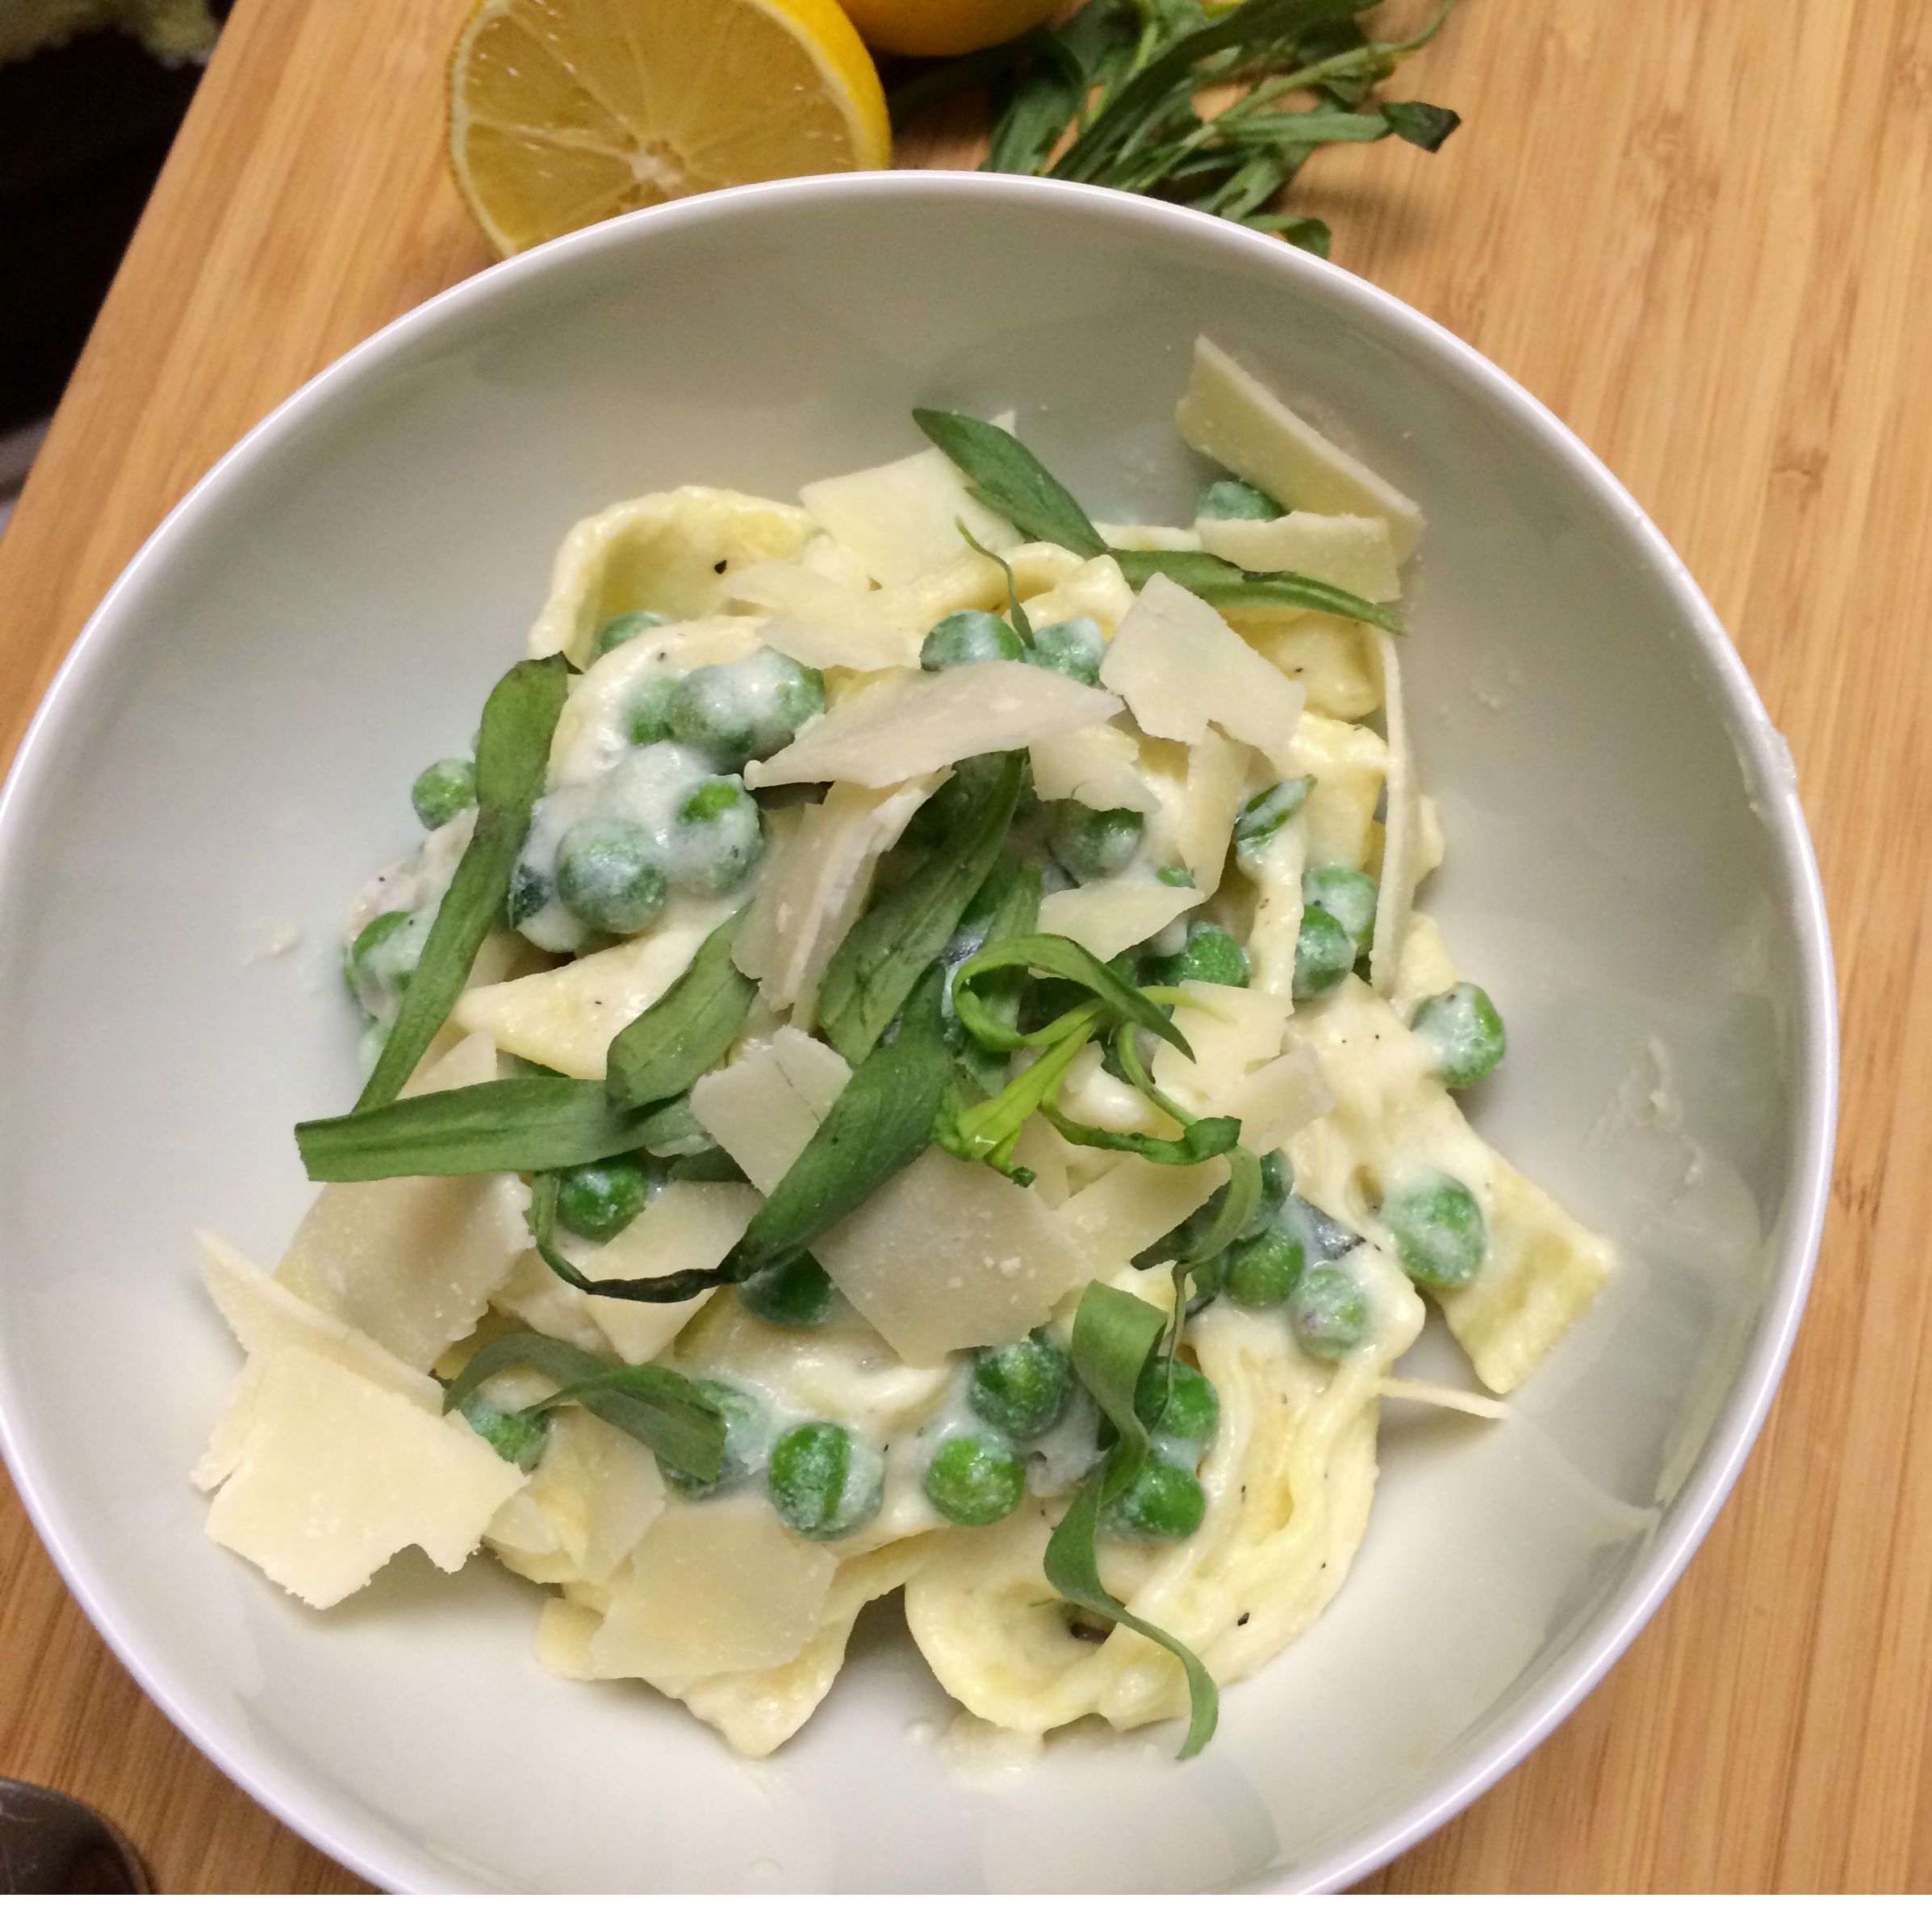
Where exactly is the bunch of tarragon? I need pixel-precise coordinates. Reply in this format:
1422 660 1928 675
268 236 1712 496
892 0 1461 257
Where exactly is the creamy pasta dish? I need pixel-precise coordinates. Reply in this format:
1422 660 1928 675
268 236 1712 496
193 337 1614 1759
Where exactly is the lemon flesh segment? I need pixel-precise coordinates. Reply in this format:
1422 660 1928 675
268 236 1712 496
449 0 892 256
839 0 1064 59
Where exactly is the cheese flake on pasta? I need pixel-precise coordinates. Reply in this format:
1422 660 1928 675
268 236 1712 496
745 661 1121 790
203 1347 523 1608
1100 574 1304 766
689 1028 850 1194
1036 877 1204 960
801 447 1018 588
1176 337 1423 558
1196 512 1402 602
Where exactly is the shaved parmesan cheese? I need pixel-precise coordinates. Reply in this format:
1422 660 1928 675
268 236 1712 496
572 1181 759 1282
534 1597 603 1679
583 1294 709 1365
1152 984 1290 1114
591 1499 837 1680
491 1252 612 1353
497 1407 666 1586
746 661 1119 790
1037 877 1202 960
1197 512 1401 602
1175 725 1248 890
731 776 938 1022
690 1029 850 1193
1028 724 1152 814
194 1230 440 1414
527 487 816 666
1233 611 1381 721
456 891 739 1078
1368 634 1416 993
203 1347 523 1608
1056 1156 1226 1282
277 1035 529 1368
1096 523 1201 551
725 560 919 672
1223 1045 1333 1154
1020 554 1134 637
1056 1043 1173 1139
1176 338 1424 559
817 1150 1085 1365
801 447 1017 588
1101 574 1304 767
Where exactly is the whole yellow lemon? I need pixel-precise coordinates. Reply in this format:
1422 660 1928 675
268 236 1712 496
838 0 1064 58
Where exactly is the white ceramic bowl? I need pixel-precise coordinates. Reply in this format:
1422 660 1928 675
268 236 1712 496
0 174 1834 1892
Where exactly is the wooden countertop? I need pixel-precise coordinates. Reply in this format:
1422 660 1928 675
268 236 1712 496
2 0 1927 1893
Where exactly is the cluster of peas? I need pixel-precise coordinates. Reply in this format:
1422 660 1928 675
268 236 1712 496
509 610 826 948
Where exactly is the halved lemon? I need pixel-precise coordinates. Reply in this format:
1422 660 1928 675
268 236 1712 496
447 0 893 257
838 0 1064 59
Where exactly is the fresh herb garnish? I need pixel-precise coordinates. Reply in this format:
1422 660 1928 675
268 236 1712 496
912 410 1401 630
354 654 569 1110
1044 1282 1219 1758
951 932 1193 1058
295 1075 676 1181
604 909 755 1108
893 0 1460 263
442 1328 724 1483
818 755 1025 1064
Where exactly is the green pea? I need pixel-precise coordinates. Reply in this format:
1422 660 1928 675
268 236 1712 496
1412 983 1507 1089
968 1330 1072 1440
507 862 550 928
554 1155 653 1242
761 650 826 751
1288 1261 1370 1361
767 1420 884 1541
1223 1226 1305 1308
1196 477 1284 521
412 757 476 830
739 1250 836 1328
1381 1172 1487 1288
1049 801 1144 882
626 675 680 746
1026 615 1106 685
663 1379 768 1499
554 817 669 936
1144 921 1250 989
1293 904 1355 998
1156 864 1194 888
1102 1453 1206 1541
1303 864 1377 950
667 664 763 762
925 1432 1027 1528
462 1400 550 1470
594 609 670 658
921 608 1025 671
667 776 763 894
1134 1357 1219 1464
1233 777 1312 876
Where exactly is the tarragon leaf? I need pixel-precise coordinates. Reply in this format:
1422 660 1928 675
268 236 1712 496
911 409 1105 558
353 654 568 1110
605 909 755 1109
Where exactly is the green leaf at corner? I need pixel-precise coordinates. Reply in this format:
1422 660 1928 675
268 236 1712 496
911 409 1106 558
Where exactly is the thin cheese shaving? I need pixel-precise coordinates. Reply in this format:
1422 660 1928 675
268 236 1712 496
1176 337 1424 558
1367 633 1416 993
731 775 939 1023
1029 724 1152 814
801 447 1017 588
745 661 1120 790
725 559 918 671
689 1029 850 1194
1196 512 1401 602
1036 877 1203 960
1101 574 1304 767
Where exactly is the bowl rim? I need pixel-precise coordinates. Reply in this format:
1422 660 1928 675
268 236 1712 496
0 168 1838 1894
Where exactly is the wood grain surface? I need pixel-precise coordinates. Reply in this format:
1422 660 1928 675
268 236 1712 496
0 0 1926 1893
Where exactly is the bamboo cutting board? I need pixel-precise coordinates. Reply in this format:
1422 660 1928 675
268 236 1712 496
1 0 1928 1893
